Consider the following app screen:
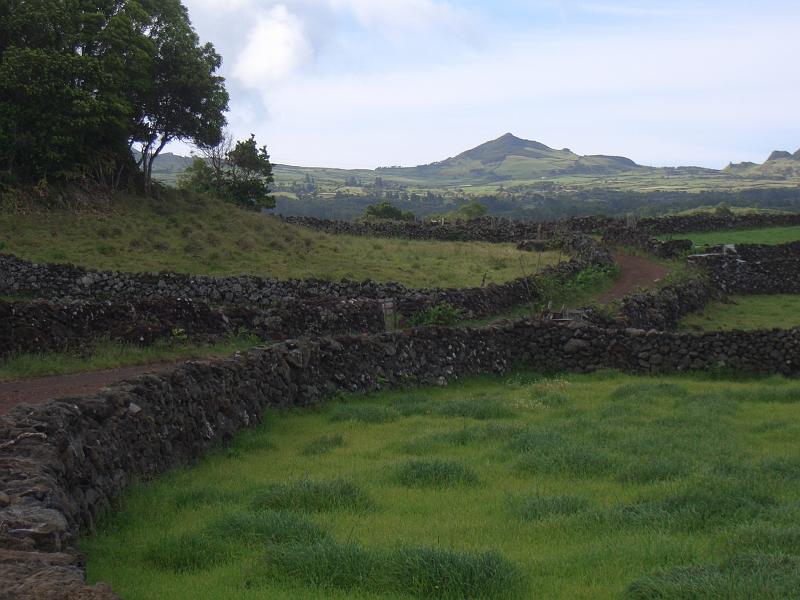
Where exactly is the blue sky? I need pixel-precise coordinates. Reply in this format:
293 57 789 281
181 0 800 169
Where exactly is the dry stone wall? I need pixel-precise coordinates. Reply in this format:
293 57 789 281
0 298 386 361
281 215 614 241
0 233 612 322
602 225 692 258
3 320 800 598
640 212 800 235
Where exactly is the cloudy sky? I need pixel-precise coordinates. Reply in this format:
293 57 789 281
180 0 800 169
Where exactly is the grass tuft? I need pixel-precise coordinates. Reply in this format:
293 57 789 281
300 434 345 456
206 510 328 545
510 494 590 522
252 478 373 513
329 403 401 424
259 539 526 599
624 554 800 600
394 460 479 488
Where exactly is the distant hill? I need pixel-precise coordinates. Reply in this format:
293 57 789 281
147 133 800 191
725 147 800 179
373 133 646 184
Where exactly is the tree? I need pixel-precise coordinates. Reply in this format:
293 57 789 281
180 133 275 210
362 201 415 222
0 0 228 192
458 200 488 220
131 0 229 193
224 135 274 209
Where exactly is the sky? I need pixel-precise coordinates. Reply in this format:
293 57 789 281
180 0 800 169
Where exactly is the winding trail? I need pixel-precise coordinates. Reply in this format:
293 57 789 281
0 362 183 416
0 252 670 415
597 252 670 304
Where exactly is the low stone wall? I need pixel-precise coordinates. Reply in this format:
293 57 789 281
601 225 692 258
0 233 611 322
640 212 800 234
282 215 614 241
0 298 387 361
690 255 800 295
617 277 719 331
3 320 800 597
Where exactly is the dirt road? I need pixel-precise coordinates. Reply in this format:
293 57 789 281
0 362 181 415
597 252 670 304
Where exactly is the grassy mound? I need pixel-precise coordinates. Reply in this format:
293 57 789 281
0 190 554 288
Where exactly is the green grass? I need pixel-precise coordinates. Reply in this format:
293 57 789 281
0 191 556 288
680 295 800 331
658 225 800 246
82 370 800 599
0 335 260 382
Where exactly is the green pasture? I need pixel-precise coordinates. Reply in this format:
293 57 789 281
658 225 800 247
680 295 800 331
0 192 554 288
83 370 800 599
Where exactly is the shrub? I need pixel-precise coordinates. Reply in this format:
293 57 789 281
406 303 465 327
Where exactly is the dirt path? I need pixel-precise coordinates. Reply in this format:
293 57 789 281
0 362 184 416
597 252 670 304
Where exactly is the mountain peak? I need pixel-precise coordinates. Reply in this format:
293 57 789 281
454 133 554 163
767 150 794 161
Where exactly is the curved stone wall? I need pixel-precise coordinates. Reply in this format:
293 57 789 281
3 320 800 597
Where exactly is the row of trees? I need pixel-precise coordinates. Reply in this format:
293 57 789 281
0 0 229 193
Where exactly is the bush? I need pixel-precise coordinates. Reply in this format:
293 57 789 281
406 303 465 327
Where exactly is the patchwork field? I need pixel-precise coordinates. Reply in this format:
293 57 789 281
83 371 800 599
0 193 553 288
658 225 800 247
680 295 800 332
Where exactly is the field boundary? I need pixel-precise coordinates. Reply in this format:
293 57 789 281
3 319 800 597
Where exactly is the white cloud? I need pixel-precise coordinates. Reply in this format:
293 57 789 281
232 5 313 85
327 0 469 32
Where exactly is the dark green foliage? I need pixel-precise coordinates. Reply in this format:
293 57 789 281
624 554 800 600
300 434 345 456
252 479 373 513
407 303 465 327
261 539 526 599
394 460 479 488
182 134 275 209
362 200 415 221
0 0 228 189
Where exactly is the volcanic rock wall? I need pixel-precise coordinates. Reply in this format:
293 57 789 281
3 320 800 597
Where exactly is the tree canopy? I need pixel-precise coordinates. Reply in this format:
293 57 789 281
362 201 416 222
0 0 228 191
179 133 275 210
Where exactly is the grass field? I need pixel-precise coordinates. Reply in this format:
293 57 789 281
0 335 260 382
0 192 554 288
680 295 800 331
658 225 800 247
83 370 800 599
